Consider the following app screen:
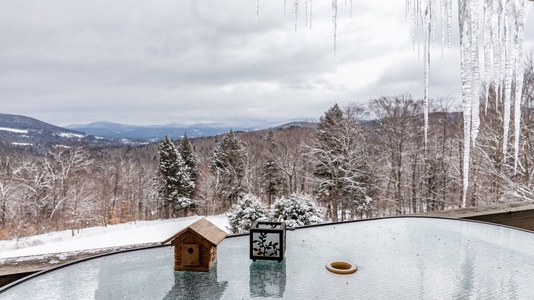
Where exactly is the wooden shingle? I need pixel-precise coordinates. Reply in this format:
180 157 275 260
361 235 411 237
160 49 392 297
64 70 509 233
161 218 227 246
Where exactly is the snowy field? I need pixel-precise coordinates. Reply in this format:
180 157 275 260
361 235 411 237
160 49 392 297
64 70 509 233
0 215 229 259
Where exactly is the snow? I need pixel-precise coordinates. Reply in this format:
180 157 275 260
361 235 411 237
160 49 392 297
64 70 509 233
0 127 28 134
0 215 229 259
57 132 85 139
11 142 32 146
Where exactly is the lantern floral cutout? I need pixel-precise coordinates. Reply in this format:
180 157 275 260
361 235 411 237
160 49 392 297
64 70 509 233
250 221 286 262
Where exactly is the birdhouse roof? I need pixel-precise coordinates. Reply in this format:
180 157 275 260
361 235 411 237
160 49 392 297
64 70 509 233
161 218 227 246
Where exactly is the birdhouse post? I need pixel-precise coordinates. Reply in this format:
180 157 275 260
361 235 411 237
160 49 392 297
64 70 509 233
161 218 227 272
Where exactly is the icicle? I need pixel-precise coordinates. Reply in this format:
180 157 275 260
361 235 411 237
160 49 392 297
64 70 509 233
349 0 352 18
309 0 313 29
430 0 436 42
294 0 299 31
256 0 260 21
415 0 422 56
459 0 473 208
447 0 452 48
424 19 430 147
410 0 417 51
423 0 433 147
502 0 514 161
513 0 527 173
483 0 493 114
492 0 503 111
284 0 287 16
305 0 308 27
406 0 411 22
332 0 338 55
441 0 447 56
470 0 482 144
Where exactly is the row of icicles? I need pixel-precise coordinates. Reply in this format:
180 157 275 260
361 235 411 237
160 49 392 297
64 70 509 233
408 0 531 207
255 0 531 207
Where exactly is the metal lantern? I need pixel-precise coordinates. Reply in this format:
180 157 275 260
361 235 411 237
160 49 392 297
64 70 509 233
250 221 286 262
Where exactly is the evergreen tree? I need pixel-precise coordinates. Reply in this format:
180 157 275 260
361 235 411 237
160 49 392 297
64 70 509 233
261 130 284 206
211 131 247 210
226 193 267 234
179 134 199 195
310 104 374 221
156 136 194 218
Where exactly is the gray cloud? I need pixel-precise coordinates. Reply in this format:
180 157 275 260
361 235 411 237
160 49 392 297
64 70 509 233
1 0 533 126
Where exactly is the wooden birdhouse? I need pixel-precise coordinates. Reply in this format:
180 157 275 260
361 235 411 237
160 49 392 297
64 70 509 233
161 218 227 272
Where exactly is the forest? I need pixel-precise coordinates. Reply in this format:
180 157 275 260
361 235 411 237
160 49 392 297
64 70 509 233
0 56 533 239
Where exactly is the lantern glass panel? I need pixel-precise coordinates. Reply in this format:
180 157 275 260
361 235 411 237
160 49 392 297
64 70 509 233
250 221 286 261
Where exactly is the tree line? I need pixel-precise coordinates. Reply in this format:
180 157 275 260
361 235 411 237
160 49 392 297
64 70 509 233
1 57 533 239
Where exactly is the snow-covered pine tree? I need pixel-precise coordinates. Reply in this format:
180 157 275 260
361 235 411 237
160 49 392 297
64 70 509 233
226 193 267 234
310 103 374 221
261 130 284 206
179 134 199 195
211 131 247 210
156 135 194 218
270 193 323 228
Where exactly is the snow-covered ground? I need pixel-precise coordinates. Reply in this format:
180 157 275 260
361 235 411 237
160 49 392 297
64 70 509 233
0 215 229 259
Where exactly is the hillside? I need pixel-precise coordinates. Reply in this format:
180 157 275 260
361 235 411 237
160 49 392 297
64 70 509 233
0 113 137 149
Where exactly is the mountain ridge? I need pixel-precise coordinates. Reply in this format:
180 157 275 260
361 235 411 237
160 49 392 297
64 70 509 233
65 119 311 141
0 113 129 149
0 113 315 149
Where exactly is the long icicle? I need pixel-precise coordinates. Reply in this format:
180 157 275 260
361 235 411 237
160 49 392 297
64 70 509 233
459 0 472 208
483 0 493 114
513 0 527 173
256 0 260 21
294 0 299 31
423 0 432 147
332 0 338 55
470 0 482 145
309 0 313 29
502 0 514 162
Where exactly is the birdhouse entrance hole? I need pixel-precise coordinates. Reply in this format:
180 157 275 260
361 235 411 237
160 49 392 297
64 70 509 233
182 244 200 266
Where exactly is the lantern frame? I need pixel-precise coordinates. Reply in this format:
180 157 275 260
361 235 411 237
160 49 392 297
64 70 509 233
249 221 286 262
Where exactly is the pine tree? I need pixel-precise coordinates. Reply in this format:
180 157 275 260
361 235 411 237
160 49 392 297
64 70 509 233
310 104 374 221
211 131 247 210
156 136 194 218
179 134 199 195
261 130 284 206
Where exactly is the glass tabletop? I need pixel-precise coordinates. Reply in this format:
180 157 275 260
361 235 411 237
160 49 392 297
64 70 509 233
2 217 534 299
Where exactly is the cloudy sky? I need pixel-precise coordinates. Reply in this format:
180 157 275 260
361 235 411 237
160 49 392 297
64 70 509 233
1 1 533 127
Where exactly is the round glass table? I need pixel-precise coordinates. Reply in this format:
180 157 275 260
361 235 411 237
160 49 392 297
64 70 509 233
2 217 534 299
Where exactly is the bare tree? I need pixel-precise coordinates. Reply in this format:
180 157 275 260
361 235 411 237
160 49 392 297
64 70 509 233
368 95 424 215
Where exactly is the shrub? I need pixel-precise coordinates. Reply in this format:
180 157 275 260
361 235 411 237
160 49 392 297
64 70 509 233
227 194 267 234
270 193 323 228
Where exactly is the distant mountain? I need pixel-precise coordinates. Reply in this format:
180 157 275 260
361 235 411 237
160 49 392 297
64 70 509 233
66 121 309 141
0 113 316 150
0 113 137 149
